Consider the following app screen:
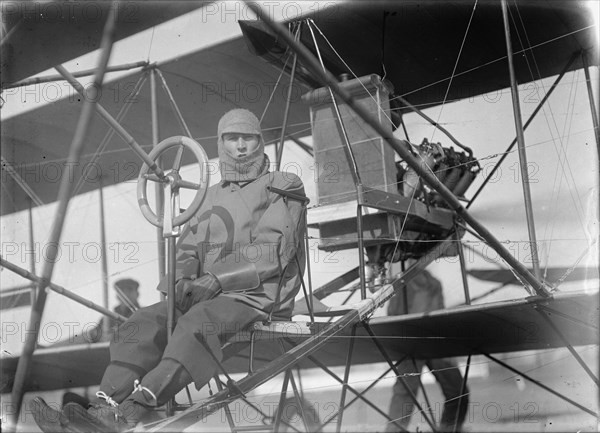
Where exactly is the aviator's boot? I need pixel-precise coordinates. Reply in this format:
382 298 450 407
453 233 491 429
95 362 145 404
32 397 83 433
67 359 192 432
61 362 144 432
32 362 143 433
121 358 193 419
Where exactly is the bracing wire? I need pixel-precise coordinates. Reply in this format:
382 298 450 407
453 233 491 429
509 2 588 271
544 70 580 274
305 17 444 239
431 0 478 142
512 3 586 225
140 344 596 431
390 24 595 103
147 27 156 62
9 4 596 326
308 18 395 128
258 25 298 124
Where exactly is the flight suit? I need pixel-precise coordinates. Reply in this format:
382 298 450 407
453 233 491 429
109 169 306 390
33 110 309 432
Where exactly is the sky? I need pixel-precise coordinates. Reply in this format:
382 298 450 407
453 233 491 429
1 0 598 357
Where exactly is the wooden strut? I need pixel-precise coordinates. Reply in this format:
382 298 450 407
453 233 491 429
55 66 166 179
0 255 127 324
534 307 599 386
1 156 44 207
72 70 150 197
500 0 542 280
4 61 149 89
8 6 119 429
306 354 410 432
150 69 167 284
453 354 471 433
482 351 598 418
411 356 436 429
362 322 438 432
27 199 36 304
467 51 579 208
316 358 410 431
336 325 356 432
99 177 111 338
275 23 301 171
212 376 298 432
305 19 369 300
581 50 600 156
278 340 313 433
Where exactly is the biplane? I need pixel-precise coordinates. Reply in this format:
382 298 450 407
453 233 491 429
1 0 598 432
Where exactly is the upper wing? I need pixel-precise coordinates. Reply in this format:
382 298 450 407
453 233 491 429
0 32 312 215
241 0 597 111
2 1 596 215
0 2 204 86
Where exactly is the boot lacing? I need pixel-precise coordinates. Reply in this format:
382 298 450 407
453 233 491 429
95 391 119 408
95 391 120 422
133 379 158 405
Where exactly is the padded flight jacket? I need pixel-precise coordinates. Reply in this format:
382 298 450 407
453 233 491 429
159 170 306 319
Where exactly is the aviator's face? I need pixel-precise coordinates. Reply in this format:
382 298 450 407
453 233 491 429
222 133 260 159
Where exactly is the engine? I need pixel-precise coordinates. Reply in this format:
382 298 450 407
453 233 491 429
397 138 480 206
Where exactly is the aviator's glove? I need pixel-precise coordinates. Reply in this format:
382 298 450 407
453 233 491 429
175 273 222 313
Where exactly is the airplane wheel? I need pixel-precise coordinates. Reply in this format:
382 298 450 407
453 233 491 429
274 396 321 432
137 135 210 228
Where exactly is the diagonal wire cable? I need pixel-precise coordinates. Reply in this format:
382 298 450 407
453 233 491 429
431 0 478 142
511 1 584 217
391 24 595 102
309 18 394 128
510 2 588 269
259 23 299 124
